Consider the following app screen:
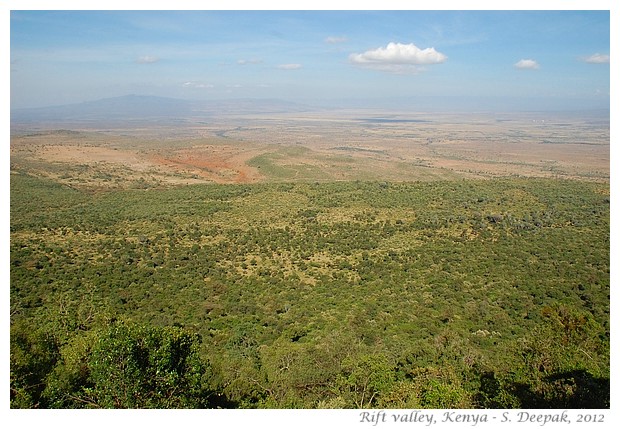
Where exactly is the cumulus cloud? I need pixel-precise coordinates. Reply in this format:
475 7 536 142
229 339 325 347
182 81 214 89
237 58 263 65
514 59 539 70
325 36 348 44
277 63 302 70
348 42 447 74
349 43 448 70
136 55 159 64
583 53 609 64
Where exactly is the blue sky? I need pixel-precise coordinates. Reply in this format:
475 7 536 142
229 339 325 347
9 9 611 110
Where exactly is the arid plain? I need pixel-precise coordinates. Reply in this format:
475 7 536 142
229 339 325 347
11 109 609 190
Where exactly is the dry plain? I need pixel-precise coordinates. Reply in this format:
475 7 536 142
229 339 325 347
10 109 609 189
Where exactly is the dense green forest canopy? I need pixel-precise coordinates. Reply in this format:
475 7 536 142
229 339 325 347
10 173 609 408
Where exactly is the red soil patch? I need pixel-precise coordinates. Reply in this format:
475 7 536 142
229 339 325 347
148 145 263 184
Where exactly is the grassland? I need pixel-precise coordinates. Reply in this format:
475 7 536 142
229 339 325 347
9 109 610 409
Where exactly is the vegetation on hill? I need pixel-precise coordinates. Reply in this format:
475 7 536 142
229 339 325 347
10 172 609 408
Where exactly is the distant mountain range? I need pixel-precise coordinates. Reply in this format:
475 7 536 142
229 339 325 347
11 95 312 124
11 94 610 127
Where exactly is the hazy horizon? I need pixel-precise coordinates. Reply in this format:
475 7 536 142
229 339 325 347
10 93 613 114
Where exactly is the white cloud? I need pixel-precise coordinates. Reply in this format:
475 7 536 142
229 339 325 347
136 55 159 64
325 36 348 44
514 59 539 70
514 59 540 70
182 81 214 89
277 63 302 70
237 58 263 65
349 42 447 74
583 53 610 64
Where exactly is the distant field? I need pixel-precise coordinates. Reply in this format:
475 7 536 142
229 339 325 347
10 110 609 190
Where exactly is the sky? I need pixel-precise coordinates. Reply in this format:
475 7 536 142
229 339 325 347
8 8 612 111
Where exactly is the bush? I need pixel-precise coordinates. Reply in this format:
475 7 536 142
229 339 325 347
87 323 208 408
10 322 60 408
41 322 211 408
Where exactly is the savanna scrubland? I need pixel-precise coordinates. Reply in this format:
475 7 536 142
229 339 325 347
10 110 610 408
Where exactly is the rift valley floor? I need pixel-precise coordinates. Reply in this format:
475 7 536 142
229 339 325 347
9 107 611 408
10 109 609 190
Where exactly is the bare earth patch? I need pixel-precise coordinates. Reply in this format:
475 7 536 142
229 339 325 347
147 145 264 184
